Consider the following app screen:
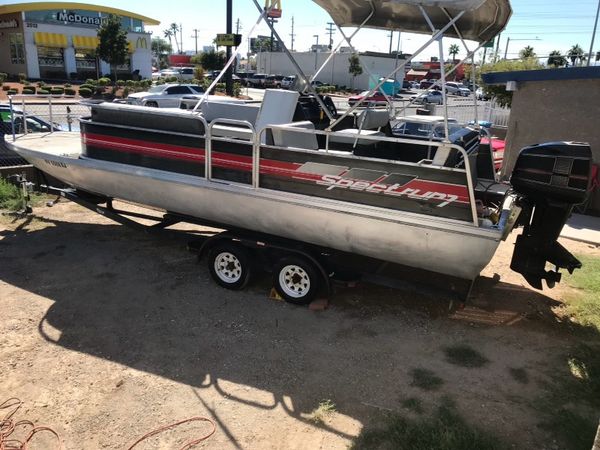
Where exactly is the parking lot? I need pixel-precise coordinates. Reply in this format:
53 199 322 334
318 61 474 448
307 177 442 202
1 200 597 449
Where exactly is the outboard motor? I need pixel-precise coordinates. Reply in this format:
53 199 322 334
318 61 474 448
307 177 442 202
510 142 593 289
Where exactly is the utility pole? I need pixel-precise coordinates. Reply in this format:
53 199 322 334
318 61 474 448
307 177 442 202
289 16 295 51
179 23 183 54
388 30 394 54
326 22 335 50
225 0 233 96
191 29 199 54
588 0 600 66
268 17 278 51
313 35 319 70
236 18 241 34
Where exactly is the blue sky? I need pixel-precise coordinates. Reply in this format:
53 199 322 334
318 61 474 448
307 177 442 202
5 0 600 61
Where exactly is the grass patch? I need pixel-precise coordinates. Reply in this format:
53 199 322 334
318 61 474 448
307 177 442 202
563 255 600 333
0 178 45 211
309 399 336 424
401 397 424 414
444 344 489 368
410 368 444 391
352 401 504 450
508 367 529 384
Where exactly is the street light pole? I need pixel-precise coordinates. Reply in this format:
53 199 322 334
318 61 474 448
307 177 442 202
225 0 233 96
588 0 600 66
504 37 541 59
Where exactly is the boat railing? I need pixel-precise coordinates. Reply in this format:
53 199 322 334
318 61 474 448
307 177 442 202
7 94 89 140
206 118 256 183
253 123 479 226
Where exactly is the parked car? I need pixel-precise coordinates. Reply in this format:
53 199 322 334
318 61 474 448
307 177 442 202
457 87 472 97
410 90 444 105
444 82 462 95
247 73 268 88
311 80 325 87
476 87 491 101
347 90 389 106
281 76 296 89
236 71 255 86
265 75 285 88
1 104 62 135
391 115 460 140
177 67 195 80
126 84 205 107
159 68 180 78
419 79 434 89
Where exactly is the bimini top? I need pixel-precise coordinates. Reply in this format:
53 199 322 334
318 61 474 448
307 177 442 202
312 0 512 43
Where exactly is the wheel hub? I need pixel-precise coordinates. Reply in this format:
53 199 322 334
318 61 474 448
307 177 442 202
214 252 242 283
279 265 310 298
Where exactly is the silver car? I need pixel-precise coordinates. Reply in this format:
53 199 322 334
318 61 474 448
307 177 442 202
126 84 205 108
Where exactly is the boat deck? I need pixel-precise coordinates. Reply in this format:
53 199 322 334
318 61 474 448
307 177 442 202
12 132 81 158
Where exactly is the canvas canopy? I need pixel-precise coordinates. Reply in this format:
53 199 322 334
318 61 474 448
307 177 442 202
312 0 512 43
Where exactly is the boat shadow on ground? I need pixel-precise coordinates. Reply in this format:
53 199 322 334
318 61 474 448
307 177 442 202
0 214 575 444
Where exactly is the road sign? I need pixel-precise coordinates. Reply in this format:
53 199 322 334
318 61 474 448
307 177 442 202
216 33 242 47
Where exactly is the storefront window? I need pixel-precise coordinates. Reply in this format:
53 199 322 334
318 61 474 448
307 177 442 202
9 34 25 65
38 47 65 79
75 49 98 79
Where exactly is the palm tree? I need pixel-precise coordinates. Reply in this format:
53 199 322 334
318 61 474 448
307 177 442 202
163 29 173 51
448 44 460 62
519 46 536 59
169 23 180 54
568 44 584 66
547 50 567 68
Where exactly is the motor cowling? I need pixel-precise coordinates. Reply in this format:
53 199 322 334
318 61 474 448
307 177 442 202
510 141 593 289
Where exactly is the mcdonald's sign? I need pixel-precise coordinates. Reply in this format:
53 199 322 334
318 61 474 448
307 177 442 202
264 0 282 18
136 37 148 49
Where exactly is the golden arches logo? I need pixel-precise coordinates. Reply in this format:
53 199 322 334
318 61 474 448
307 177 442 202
264 0 282 17
136 37 148 49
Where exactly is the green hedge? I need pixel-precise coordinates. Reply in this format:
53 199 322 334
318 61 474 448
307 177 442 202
50 87 64 95
22 88 36 95
38 89 49 95
78 88 92 98
7 89 17 95
65 88 76 96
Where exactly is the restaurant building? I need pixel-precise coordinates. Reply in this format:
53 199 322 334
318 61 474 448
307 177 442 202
0 2 159 80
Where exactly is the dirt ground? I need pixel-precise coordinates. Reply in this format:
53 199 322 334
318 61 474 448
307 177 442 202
0 200 598 449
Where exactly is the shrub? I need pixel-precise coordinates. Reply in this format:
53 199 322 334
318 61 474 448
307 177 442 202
79 83 94 91
2 85 10 91
85 78 97 86
64 83 72 88
125 79 135 87
78 87 92 98
0 72 7 82
22 88 36 95
97 77 111 86
116 79 125 86
23 80 30 86
18 73 26 82
38 89 49 95
7 89 18 95
50 87 64 95
36 81 45 88
110 85 118 95
167 76 178 83
123 87 130 97
194 65 205 80
64 88 76 96
233 82 241 97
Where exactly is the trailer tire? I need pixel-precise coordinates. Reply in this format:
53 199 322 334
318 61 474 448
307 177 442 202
207 242 252 290
273 256 320 305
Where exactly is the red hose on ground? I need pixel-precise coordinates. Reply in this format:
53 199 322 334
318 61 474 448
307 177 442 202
126 416 216 450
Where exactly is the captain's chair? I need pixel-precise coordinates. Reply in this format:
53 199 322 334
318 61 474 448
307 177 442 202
329 108 390 147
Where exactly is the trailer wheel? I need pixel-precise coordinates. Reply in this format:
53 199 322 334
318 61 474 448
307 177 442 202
207 242 252 290
273 256 320 305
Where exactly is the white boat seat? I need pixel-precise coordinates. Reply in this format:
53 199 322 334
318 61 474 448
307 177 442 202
210 124 254 141
201 102 260 124
330 108 389 146
271 121 319 150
